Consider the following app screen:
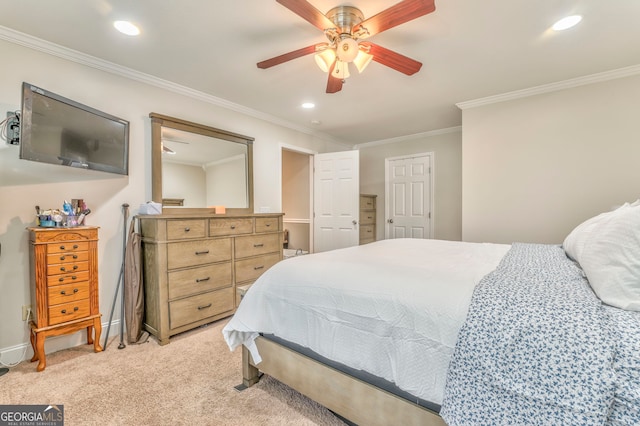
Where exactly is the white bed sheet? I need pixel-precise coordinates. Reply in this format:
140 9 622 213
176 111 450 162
223 238 510 405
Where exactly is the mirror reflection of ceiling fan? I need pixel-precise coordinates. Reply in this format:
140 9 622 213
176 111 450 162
258 0 436 93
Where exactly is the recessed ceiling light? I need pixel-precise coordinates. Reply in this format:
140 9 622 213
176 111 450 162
114 20 140 36
552 15 582 31
301 102 315 109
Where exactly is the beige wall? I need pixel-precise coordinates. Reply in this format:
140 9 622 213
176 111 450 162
359 130 462 241
0 39 348 360
462 74 640 244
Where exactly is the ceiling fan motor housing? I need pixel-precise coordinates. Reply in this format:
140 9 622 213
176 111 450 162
326 6 364 36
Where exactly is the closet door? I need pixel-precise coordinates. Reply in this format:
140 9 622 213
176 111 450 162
313 150 360 252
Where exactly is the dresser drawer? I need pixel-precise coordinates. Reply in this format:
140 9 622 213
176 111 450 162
360 195 376 210
47 241 89 254
47 260 89 276
360 224 375 240
360 211 376 225
168 262 232 300
235 253 281 283
167 238 231 270
167 219 207 240
209 218 253 236
47 251 89 265
48 299 90 326
235 233 281 258
169 287 234 329
47 271 89 287
255 217 280 233
48 281 90 305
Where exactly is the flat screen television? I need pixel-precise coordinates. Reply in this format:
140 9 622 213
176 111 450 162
20 82 129 175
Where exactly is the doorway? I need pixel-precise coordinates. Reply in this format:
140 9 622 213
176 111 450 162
282 147 313 253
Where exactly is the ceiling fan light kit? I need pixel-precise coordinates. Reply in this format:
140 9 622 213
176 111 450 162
259 0 437 93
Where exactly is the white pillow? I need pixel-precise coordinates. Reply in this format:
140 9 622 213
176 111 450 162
563 202 631 262
578 205 640 311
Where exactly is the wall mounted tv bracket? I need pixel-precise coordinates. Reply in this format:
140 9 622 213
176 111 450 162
6 111 19 145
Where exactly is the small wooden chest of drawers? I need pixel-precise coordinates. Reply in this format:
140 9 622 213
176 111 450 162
28 226 103 371
139 213 283 345
359 194 377 245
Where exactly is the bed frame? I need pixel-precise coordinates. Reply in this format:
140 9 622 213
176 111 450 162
242 336 446 426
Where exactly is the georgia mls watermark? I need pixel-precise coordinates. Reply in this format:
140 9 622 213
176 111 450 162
0 405 64 426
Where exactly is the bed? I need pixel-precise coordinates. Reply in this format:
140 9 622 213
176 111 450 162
223 204 640 425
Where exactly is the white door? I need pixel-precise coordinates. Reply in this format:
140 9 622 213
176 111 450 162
314 150 360 252
385 154 432 239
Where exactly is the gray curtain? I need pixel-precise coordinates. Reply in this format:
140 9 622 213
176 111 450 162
124 218 144 344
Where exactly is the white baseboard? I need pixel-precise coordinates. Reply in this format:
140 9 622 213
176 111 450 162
0 319 121 367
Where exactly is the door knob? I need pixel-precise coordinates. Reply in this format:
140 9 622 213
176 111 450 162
352 220 357 225
388 219 394 223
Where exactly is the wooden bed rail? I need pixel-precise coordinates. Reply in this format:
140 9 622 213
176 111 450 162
242 336 446 426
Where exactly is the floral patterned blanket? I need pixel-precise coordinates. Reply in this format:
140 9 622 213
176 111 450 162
441 243 640 425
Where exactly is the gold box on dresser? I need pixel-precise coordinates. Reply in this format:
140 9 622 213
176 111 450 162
139 213 283 345
27 226 102 372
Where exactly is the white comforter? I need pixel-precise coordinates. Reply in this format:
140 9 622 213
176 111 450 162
223 238 510 404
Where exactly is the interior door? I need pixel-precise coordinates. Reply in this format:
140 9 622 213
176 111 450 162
313 150 360 253
386 154 432 239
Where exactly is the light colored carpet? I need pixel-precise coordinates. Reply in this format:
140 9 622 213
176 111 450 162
0 319 346 425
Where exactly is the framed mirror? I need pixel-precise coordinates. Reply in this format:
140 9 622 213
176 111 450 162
150 113 254 214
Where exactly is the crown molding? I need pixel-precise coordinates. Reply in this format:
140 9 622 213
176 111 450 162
0 25 350 146
457 64 640 110
354 126 462 149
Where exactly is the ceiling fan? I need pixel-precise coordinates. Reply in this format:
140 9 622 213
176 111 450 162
257 0 436 93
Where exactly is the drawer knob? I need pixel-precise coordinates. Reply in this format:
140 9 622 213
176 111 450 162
197 303 212 310
60 267 66 272
254 265 265 271
265 223 271 227
196 277 211 283
253 243 264 248
195 250 210 255
61 290 66 295
60 255 66 261
184 227 190 232
73 245 78 249
73 255 78 259
61 309 66 314
230 225 236 229
59 245 65 250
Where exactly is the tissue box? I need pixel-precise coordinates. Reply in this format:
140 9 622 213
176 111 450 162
139 202 162 215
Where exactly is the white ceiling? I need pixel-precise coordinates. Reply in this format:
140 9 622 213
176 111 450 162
1 0 639 145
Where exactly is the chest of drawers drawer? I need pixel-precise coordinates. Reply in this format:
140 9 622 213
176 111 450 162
48 299 90 325
360 211 376 225
47 260 89 276
167 238 231 269
169 287 234 329
255 217 280 233
47 251 89 265
48 281 90 305
235 233 280 258
235 253 281 283
47 270 89 287
168 262 232 300
167 219 207 240
209 218 253 236
47 241 89 254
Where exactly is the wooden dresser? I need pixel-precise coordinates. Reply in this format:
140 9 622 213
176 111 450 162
139 213 283 345
28 226 102 372
359 194 377 245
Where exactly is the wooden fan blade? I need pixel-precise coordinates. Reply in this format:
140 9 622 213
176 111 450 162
326 60 343 93
257 43 326 69
360 42 422 75
354 0 436 39
276 0 335 31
